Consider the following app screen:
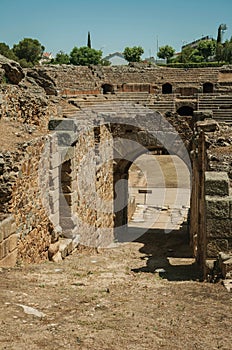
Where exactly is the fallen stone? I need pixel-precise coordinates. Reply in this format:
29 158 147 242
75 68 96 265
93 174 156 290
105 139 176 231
222 279 232 292
48 241 60 261
196 119 218 132
17 304 46 318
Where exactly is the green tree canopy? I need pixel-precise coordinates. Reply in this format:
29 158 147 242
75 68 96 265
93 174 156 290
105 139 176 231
123 46 144 62
197 40 216 61
70 46 102 66
223 38 232 64
0 42 17 60
13 38 44 65
157 45 175 63
52 51 70 64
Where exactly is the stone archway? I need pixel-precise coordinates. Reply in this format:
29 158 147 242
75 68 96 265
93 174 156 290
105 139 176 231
162 83 172 94
203 82 214 93
102 83 114 94
177 105 194 116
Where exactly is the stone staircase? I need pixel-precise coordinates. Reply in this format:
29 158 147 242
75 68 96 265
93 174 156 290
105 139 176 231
198 94 232 124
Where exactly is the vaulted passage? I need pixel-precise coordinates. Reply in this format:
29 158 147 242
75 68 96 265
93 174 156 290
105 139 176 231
203 82 214 93
177 106 194 116
162 83 172 94
102 83 114 94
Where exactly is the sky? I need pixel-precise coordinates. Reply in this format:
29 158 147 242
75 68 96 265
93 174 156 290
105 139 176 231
0 0 232 59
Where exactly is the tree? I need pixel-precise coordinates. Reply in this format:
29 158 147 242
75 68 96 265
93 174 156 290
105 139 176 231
123 46 144 62
197 40 216 61
0 42 17 60
70 46 102 66
157 45 175 63
52 51 70 64
223 38 232 64
215 43 224 63
13 38 44 65
87 32 91 48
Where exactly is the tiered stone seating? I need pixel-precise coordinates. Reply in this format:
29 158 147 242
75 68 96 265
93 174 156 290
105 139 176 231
198 94 232 124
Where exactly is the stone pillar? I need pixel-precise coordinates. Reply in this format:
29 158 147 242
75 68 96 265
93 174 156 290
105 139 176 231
205 172 232 258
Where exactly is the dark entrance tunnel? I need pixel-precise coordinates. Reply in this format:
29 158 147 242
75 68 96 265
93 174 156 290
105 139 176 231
177 106 194 116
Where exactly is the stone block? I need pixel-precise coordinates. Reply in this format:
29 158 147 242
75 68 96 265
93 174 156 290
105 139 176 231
49 189 60 204
8 234 18 252
196 119 218 132
193 110 213 121
207 239 229 258
221 258 232 279
206 218 232 238
60 146 75 162
205 172 229 196
2 216 15 239
57 132 75 147
206 196 231 218
49 175 59 191
0 248 17 268
48 119 76 131
59 238 73 258
50 152 60 169
49 212 60 227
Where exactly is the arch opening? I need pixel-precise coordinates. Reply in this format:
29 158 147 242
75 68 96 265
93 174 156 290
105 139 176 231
102 83 114 94
162 83 172 94
114 151 198 279
203 82 214 93
177 106 194 116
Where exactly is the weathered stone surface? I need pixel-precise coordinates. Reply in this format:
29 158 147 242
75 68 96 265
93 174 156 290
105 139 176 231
206 196 231 218
0 54 24 84
207 218 232 238
0 248 17 267
196 119 218 132
205 172 229 196
207 239 229 258
48 241 59 261
27 68 57 95
193 110 213 121
221 258 232 279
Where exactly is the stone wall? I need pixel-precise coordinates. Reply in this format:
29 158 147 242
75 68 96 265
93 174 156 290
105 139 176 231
51 119 115 248
36 65 222 95
205 172 232 257
0 215 17 267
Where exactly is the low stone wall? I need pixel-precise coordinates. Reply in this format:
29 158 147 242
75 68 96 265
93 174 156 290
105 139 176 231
205 172 232 257
0 215 17 267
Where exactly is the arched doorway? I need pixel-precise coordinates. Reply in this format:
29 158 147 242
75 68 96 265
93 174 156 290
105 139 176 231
203 82 214 93
102 83 114 94
177 106 194 116
162 83 172 94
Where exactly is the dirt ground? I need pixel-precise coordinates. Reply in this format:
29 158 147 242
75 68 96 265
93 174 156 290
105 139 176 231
0 228 231 350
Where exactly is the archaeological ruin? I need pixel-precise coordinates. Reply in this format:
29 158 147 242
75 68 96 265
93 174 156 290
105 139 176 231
0 55 232 280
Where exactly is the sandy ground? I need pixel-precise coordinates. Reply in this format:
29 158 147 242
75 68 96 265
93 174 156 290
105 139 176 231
0 229 232 350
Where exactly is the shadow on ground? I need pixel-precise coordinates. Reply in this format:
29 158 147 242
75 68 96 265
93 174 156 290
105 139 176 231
116 224 201 282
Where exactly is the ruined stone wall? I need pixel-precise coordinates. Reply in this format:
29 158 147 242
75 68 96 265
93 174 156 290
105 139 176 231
37 65 222 95
0 216 17 267
205 172 232 258
0 80 59 265
0 136 56 266
73 124 114 248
